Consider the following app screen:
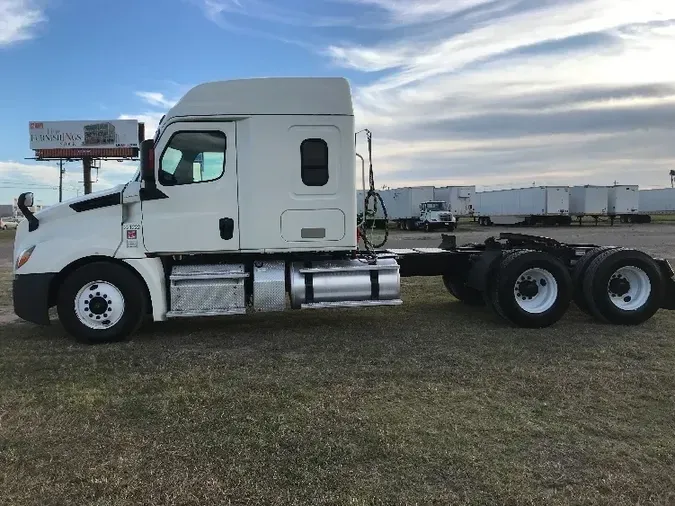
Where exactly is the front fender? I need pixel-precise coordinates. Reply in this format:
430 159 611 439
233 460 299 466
15 238 120 276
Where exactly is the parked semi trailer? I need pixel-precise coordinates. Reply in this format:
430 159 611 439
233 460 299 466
569 185 608 225
608 185 648 223
476 186 571 226
433 185 475 220
637 188 675 221
12 77 675 344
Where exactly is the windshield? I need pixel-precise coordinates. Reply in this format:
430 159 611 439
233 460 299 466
425 202 445 211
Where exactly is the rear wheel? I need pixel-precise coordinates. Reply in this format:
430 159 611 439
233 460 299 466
572 246 616 314
582 249 664 325
488 250 572 328
57 262 147 344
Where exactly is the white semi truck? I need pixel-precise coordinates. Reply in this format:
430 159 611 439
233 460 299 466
12 77 675 344
380 187 457 231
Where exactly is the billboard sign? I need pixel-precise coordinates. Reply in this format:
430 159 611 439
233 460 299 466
29 119 140 159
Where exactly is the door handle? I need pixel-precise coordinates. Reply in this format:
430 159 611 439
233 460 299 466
219 217 234 240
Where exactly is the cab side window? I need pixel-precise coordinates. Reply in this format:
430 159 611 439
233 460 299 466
301 138 328 187
159 131 226 186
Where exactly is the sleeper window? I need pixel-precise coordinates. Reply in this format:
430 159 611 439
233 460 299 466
159 131 226 186
301 138 329 186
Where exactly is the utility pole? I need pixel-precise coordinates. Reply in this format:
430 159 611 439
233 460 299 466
58 159 65 202
82 157 93 195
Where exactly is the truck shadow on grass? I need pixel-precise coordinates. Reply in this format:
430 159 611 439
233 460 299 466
0 296 666 359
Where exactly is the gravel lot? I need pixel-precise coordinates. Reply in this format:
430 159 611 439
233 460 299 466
384 222 675 263
4 221 675 263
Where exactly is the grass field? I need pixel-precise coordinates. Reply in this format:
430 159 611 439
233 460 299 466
2 263 675 504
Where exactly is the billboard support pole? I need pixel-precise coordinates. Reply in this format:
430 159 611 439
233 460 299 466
58 159 64 203
83 157 93 195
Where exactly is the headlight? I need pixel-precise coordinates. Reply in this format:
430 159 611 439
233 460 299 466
16 245 35 270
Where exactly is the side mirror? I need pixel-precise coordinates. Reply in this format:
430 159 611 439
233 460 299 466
140 139 155 182
18 192 34 208
17 192 39 232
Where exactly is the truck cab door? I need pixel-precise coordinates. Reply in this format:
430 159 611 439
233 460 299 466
141 122 239 254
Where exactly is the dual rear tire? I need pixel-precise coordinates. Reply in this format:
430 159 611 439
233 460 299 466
485 251 572 328
573 247 664 325
443 247 665 328
443 250 573 327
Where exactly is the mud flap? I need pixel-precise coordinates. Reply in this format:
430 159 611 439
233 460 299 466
466 250 503 292
655 259 675 310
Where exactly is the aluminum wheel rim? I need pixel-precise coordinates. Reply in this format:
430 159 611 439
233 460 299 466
607 266 651 311
514 268 558 314
74 280 125 329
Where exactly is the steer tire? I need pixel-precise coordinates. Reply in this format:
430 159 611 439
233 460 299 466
582 249 664 325
572 246 617 314
442 274 484 306
57 261 147 345
488 250 572 328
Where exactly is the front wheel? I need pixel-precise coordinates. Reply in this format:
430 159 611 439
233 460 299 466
488 250 572 328
57 262 147 344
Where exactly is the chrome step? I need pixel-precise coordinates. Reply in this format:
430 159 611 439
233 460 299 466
168 263 247 317
300 299 403 309
166 308 246 318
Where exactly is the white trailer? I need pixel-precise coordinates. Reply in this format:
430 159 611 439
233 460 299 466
637 188 675 221
607 185 645 223
381 186 456 231
569 185 608 225
639 188 675 213
433 186 475 219
475 186 571 226
11 77 675 344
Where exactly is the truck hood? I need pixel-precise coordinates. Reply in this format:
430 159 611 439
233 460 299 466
33 184 126 222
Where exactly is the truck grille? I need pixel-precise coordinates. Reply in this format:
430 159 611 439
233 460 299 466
439 213 453 221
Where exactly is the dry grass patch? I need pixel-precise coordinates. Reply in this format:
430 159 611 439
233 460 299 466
0 272 674 505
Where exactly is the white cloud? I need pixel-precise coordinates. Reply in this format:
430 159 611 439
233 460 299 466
192 0 675 188
339 0 498 25
118 112 165 141
0 0 46 46
335 0 675 188
0 159 137 200
198 0 358 27
119 88 184 140
135 91 178 109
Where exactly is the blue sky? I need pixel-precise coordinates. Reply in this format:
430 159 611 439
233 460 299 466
1 0 675 206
